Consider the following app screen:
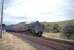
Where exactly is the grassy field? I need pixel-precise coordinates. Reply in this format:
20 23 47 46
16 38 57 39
0 32 36 50
43 32 74 41
43 32 61 39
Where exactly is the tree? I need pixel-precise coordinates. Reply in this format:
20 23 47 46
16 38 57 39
43 24 51 32
53 24 60 33
63 24 74 39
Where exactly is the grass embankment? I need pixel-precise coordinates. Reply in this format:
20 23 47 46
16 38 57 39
0 32 36 50
43 32 74 41
43 33 61 39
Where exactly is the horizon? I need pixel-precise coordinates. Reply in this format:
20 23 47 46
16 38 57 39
0 0 74 25
4 19 74 25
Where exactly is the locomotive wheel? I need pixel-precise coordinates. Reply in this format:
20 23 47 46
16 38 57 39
37 32 43 37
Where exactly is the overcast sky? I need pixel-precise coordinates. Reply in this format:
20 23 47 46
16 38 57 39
0 0 74 25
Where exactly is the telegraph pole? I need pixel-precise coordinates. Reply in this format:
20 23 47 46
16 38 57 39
0 0 4 38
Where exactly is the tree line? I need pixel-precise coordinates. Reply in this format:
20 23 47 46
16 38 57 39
44 23 74 39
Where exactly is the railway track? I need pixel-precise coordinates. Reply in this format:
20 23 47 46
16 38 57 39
12 32 74 50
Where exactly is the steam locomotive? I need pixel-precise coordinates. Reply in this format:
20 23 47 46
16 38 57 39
6 21 44 37
26 21 44 37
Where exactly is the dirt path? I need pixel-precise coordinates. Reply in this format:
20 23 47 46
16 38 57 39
12 32 74 50
0 32 36 50
12 33 53 50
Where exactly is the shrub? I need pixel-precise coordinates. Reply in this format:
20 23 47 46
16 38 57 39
53 24 60 33
63 24 74 39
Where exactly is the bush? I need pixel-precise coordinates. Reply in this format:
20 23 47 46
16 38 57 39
53 24 60 33
63 24 74 39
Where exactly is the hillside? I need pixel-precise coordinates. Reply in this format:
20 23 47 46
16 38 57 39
6 19 74 32
42 19 74 27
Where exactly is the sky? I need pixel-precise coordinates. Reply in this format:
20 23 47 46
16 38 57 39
0 0 74 25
